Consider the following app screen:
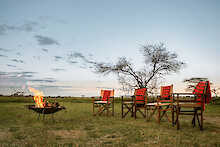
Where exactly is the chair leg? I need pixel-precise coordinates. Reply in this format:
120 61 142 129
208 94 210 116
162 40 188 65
93 103 95 116
99 105 106 116
134 105 137 119
144 107 146 118
131 104 134 117
146 106 149 121
176 107 180 130
42 109 45 120
172 106 175 126
158 107 161 124
200 109 203 130
122 104 132 118
160 107 168 120
192 109 196 127
192 115 195 127
112 103 114 116
196 110 201 128
147 106 157 121
137 109 146 118
107 105 109 117
121 103 124 118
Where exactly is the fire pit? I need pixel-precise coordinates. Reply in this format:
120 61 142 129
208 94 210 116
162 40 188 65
27 104 66 114
27 87 66 121
26 104 66 121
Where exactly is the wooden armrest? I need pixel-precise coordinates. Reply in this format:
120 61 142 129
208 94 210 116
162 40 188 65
173 93 195 96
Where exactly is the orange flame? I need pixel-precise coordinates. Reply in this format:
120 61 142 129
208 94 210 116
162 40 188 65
28 87 45 108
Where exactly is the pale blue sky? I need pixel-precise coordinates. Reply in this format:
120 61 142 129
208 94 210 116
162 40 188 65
0 0 219 96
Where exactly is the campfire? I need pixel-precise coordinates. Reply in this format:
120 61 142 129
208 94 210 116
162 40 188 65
28 87 45 108
26 87 65 120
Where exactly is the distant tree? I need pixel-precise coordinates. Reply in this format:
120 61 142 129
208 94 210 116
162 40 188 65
211 88 219 98
183 77 220 98
92 43 185 92
10 91 25 97
183 77 209 92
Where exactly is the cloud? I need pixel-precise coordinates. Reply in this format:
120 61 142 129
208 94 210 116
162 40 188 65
68 61 78 64
68 52 86 60
0 48 11 52
21 72 36 74
0 71 36 78
33 56 41 60
7 64 17 68
28 79 57 83
68 52 95 63
34 35 59 46
42 48 48 52
54 56 63 61
0 24 16 35
0 21 40 35
0 77 27 92
38 16 68 24
0 54 8 58
67 51 95 68
16 52 21 56
0 25 7 35
52 68 66 72
11 59 24 63
13 72 36 78
0 72 7 76
20 21 39 32
34 85 72 89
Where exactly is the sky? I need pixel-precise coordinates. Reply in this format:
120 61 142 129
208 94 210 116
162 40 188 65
0 0 219 96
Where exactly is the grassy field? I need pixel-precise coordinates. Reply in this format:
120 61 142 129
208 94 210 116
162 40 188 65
0 96 220 146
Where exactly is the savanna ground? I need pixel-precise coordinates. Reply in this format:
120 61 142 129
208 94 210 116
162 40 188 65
0 96 220 146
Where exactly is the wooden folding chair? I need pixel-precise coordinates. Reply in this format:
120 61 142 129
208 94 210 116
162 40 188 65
146 99 158 121
157 85 174 124
146 85 174 124
134 88 147 119
121 88 147 119
174 81 212 130
92 89 114 116
121 95 134 118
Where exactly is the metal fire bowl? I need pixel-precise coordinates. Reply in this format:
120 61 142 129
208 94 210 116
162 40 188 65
26 105 66 114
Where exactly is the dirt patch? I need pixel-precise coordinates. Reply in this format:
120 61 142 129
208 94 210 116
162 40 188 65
88 133 123 145
0 131 11 140
206 116 220 126
48 130 87 139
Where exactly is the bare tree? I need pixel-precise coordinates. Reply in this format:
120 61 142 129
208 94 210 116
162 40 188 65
93 43 185 92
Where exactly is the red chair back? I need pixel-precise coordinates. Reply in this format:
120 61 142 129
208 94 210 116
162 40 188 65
134 88 147 103
192 81 212 109
101 90 114 101
159 85 173 103
161 85 173 98
193 81 212 103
